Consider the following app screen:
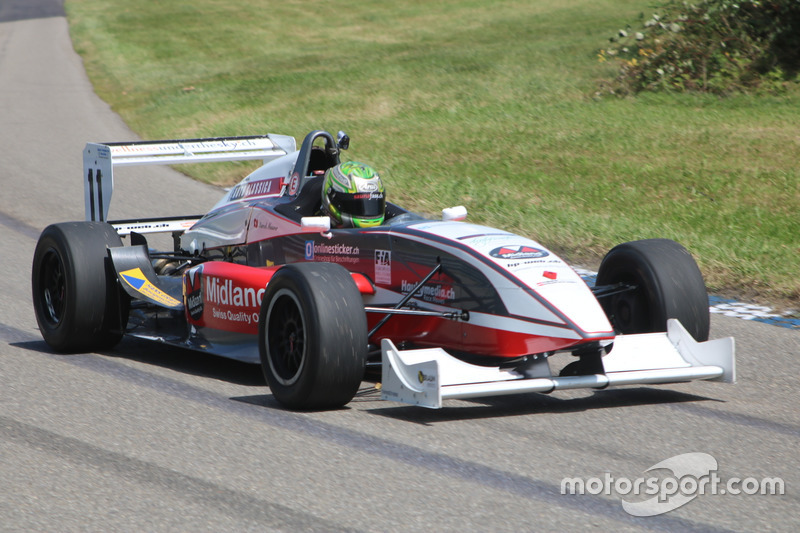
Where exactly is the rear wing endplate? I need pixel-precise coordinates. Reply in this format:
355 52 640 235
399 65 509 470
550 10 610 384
83 134 296 231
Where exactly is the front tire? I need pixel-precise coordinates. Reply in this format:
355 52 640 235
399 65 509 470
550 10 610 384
31 222 129 352
259 262 367 410
596 239 709 341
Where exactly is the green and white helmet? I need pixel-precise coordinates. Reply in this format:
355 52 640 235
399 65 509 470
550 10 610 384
321 161 386 228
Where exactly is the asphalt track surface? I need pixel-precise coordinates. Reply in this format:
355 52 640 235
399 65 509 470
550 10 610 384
1 2 798 531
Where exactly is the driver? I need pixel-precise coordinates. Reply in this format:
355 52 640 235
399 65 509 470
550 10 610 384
321 161 386 228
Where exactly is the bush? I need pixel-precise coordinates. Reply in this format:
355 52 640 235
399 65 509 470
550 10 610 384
597 0 800 96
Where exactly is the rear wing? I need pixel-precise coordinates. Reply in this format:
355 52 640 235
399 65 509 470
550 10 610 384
83 134 296 235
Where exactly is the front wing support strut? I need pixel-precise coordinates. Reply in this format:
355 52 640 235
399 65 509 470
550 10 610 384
380 319 735 409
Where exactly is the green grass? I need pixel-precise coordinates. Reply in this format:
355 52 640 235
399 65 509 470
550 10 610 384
65 0 800 308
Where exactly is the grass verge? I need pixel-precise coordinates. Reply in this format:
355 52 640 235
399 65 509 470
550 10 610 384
65 0 800 309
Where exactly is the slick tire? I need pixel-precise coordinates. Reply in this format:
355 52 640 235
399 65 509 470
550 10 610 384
259 262 367 410
596 238 710 341
32 222 129 352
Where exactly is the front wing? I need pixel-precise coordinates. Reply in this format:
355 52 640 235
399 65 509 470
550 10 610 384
381 319 735 408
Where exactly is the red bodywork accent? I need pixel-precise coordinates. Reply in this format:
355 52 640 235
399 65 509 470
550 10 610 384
185 262 375 335
366 314 611 358
350 272 375 294
185 262 278 335
185 261 602 358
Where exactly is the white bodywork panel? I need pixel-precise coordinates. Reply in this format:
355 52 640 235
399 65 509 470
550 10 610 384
404 221 614 337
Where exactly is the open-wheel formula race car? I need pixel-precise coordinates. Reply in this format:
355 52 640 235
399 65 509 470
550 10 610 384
31 129 735 410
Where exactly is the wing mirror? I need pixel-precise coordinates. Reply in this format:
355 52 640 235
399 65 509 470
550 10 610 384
442 206 467 221
337 131 350 151
301 216 333 239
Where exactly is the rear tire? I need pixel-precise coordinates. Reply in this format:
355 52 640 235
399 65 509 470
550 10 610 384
259 262 367 410
31 222 129 352
596 239 709 341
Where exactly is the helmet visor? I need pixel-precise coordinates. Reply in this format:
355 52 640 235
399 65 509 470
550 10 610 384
330 191 386 218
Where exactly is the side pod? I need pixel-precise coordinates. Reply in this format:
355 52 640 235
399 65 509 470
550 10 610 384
380 319 735 409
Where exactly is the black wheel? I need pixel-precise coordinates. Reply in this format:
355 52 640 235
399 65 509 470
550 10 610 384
595 239 709 341
259 262 367 410
32 222 129 352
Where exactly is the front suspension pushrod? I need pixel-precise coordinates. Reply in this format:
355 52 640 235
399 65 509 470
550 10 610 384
368 262 442 338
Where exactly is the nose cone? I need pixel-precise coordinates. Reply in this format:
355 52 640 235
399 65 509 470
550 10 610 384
405 221 615 340
462 226 614 337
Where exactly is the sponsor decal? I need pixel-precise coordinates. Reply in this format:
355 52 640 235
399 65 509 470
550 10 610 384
305 240 360 264
211 307 256 325
252 218 278 231
205 275 265 308
417 370 436 384
374 249 391 284
535 269 571 287
204 274 265 327
459 233 512 246
335 172 352 189
288 172 301 196
489 245 549 260
109 138 266 156
184 267 204 320
400 279 455 303
407 223 439 231
228 177 281 201
506 259 552 269
353 192 384 200
120 268 181 308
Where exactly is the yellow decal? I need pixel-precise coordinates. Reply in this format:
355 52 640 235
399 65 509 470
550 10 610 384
120 268 181 308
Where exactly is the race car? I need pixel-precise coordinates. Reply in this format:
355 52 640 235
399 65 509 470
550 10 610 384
31 129 735 410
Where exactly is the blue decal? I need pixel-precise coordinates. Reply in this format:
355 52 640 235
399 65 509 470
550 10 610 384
121 272 146 290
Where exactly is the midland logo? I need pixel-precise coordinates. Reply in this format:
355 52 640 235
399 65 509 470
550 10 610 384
200 274 266 326
205 275 265 308
489 245 549 260
184 267 204 320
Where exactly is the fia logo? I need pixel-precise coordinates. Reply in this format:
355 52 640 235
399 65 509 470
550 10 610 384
374 249 391 284
375 249 390 266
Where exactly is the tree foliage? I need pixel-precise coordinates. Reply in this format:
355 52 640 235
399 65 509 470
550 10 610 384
598 0 800 95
